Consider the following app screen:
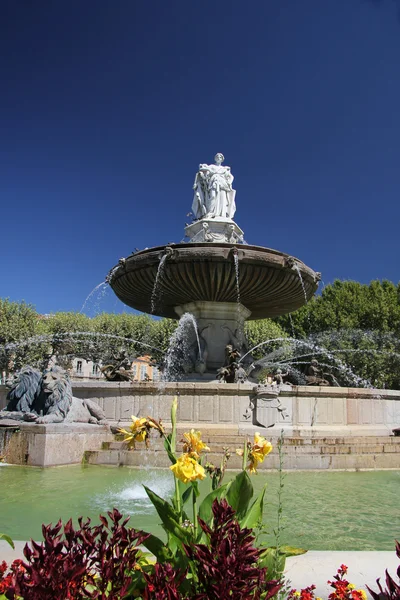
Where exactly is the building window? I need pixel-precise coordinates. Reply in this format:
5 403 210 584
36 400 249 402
140 365 147 381
132 364 137 377
76 360 83 374
92 363 99 375
153 368 160 381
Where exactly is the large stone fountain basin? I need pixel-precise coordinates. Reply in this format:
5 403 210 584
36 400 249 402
109 243 319 319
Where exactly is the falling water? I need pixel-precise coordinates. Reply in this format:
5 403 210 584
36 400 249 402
293 263 312 330
150 254 168 314
233 250 246 346
162 313 201 381
233 252 241 306
289 313 296 338
80 281 109 315
293 264 307 304
185 314 202 361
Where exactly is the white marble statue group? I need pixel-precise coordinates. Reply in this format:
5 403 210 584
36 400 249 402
192 153 236 220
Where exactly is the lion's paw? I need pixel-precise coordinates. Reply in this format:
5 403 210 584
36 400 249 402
23 412 38 422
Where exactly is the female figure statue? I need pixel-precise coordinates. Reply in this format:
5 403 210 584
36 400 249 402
192 153 236 220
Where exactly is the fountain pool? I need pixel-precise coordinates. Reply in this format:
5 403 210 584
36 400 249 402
0 464 399 551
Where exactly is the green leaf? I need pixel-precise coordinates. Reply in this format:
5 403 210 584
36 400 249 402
164 434 177 465
226 471 253 519
198 483 229 524
181 484 193 506
258 547 286 579
0 533 14 549
144 486 190 544
170 397 178 448
279 545 307 557
141 534 171 562
240 484 266 529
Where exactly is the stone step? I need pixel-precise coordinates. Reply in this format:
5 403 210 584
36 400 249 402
89 434 400 470
104 435 400 451
85 446 400 470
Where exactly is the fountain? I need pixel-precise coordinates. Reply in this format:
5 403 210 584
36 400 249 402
107 153 320 375
1 154 399 468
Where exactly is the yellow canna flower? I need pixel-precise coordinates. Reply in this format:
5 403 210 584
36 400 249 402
253 432 273 457
146 416 165 435
117 428 137 449
242 433 273 474
347 584 355 590
353 591 367 600
182 429 210 458
248 456 259 474
170 453 206 484
130 416 147 432
118 415 165 449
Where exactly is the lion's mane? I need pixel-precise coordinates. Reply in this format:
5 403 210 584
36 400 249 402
41 366 73 419
6 366 42 413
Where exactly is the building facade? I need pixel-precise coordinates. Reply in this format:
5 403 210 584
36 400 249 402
70 355 160 382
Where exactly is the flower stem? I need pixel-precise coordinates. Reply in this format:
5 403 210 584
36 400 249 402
192 485 198 538
174 477 182 522
242 438 248 471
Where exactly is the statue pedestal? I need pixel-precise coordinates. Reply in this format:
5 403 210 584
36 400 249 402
175 301 251 371
185 218 244 244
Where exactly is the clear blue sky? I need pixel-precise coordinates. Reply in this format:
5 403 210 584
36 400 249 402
1 0 400 316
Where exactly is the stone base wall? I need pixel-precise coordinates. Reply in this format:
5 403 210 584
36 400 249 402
1 382 399 436
1 383 399 467
1 423 113 467
74 382 400 436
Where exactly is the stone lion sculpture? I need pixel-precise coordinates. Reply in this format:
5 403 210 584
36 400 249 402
4 366 43 413
1 366 108 425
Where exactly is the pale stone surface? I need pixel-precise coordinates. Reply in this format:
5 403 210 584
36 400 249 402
285 551 399 599
2 383 399 435
191 153 236 220
3 423 113 466
185 217 244 243
85 430 400 471
175 301 251 370
1 382 400 469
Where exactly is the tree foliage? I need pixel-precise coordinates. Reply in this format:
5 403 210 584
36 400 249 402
276 279 400 338
274 280 400 389
2 279 400 388
0 300 177 374
244 319 288 360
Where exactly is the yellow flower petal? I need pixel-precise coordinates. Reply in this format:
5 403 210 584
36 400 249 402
170 453 206 483
182 429 210 457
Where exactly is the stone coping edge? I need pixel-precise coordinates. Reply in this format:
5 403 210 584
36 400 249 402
2 383 398 399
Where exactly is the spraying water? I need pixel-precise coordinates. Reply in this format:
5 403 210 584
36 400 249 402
240 336 374 388
1 332 165 357
80 281 109 315
151 254 168 314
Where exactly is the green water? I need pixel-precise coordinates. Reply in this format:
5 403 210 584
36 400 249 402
0 465 399 551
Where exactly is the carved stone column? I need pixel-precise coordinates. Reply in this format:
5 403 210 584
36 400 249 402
175 301 251 371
